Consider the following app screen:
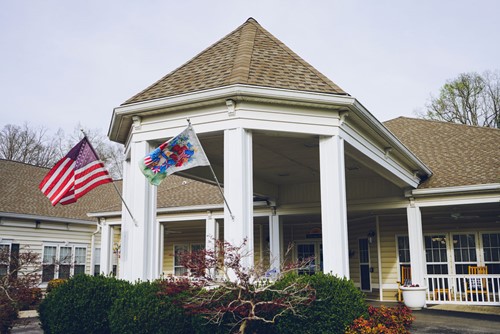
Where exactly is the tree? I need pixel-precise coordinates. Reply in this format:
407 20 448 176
421 70 500 128
0 246 42 333
0 123 59 167
0 123 124 179
174 240 315 334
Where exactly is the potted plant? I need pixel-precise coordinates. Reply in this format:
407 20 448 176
400 284 427 310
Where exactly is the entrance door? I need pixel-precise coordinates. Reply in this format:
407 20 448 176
359 238 371 291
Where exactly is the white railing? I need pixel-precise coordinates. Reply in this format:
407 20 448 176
424 274 500 305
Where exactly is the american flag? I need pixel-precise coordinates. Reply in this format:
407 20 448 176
39 137 113 206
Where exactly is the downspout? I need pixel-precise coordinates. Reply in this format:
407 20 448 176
90 218 102 275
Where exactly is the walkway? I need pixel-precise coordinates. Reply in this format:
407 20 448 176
11 305 500 333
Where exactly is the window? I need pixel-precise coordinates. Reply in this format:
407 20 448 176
42 246 57 282
173 243 205 276
297 244 316 275
482 233 500 274
397 236 411 283
94 248 101 276
74 247 86 275
42 244 87 282
453 234 477 274
0 244 10 277
425 235 449 275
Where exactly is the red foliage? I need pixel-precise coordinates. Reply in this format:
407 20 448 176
346 305 414 334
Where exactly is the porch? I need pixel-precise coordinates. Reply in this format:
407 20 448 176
424 274 500 305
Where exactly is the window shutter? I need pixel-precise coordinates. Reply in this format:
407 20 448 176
9 243 20 279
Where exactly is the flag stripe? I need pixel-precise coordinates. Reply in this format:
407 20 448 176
39 157 73 194
39 137 113 206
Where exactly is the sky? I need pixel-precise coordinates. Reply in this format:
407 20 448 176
1 0 499 137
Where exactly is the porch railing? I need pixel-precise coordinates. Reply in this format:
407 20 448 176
424 274 500 305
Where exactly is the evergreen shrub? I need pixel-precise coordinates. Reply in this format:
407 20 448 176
275 272 368 334
109 280 194 334
39 275 129 334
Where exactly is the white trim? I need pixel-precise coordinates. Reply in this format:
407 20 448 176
1 212 96 225
408 183 500 197
113 84 354 120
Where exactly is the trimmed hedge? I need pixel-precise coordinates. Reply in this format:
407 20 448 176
275 273 368 334
109 280 193 334
39 275 130 334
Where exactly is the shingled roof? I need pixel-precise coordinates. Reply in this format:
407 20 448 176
123 18 347 105
384 117 500 189
0 159 223 221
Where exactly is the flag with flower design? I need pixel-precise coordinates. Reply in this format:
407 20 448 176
139 125 210 185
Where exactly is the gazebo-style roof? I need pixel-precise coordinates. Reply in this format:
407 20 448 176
124 18 347 106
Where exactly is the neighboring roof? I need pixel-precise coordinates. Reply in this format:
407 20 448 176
384 117 500 189
0 159 222 221
0 159 118 222
123 18 347 105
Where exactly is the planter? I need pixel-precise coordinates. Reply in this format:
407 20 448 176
400 286 427 310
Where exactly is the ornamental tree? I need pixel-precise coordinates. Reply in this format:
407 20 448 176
174 239 316 334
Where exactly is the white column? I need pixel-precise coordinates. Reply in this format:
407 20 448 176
121 140 159 281
205 212 219 253
269 211 281 274
407 203 426 285
319 134 349 278
224 128 254 269
99 219 112 275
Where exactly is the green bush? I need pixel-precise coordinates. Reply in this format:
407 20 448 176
275 273 368 334
39 275 129 334
109 280 194 334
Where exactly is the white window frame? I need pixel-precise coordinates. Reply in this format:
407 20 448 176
480 232 500 274
396 235 411 283
0 241 12 277
451 232 478 275
424 234 449 275
42 243 87 282
173 243 205 276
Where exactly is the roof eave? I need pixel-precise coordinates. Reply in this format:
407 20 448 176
0 212 97 225
108 84 354 144
349 100 433 179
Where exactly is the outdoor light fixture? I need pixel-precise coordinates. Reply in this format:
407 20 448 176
367 230 376 244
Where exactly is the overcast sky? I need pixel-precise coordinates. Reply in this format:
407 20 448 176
1 0 499 138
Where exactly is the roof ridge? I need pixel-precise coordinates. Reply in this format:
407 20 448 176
122 21 247 105
386 116 500 131
228 19 258 84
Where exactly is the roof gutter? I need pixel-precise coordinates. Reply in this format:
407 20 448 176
0 212 96 225
406 183 500 198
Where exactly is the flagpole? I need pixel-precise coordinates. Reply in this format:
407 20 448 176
186 119 235 221
80 129 138 226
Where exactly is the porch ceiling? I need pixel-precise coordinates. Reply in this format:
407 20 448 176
176 130 396 196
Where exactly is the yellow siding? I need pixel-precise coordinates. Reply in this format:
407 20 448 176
0 220 98 278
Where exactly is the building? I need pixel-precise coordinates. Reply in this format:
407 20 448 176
104 18 499 304
1 18 498 305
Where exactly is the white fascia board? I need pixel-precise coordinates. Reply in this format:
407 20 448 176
407 183 500 197
0 212 96 225
114 84 354 115
412 194 500 208
88 201 270 219
109 84 355 142
350 100 432 176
